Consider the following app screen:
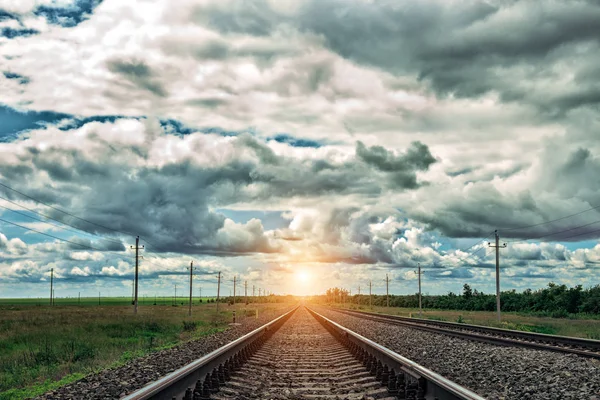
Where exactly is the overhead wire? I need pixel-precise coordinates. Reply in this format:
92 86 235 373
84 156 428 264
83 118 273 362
0 217 134 259
0 197 124 246
0 180 135 237
499 203 600 232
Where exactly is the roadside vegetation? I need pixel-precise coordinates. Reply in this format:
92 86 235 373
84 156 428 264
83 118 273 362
0 298 287 400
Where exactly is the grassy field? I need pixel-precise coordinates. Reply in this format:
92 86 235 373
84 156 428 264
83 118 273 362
0 296 217 307
328 303 600 340
0 300 287 400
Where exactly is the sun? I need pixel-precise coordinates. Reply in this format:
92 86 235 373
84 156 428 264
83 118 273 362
296 270 310 283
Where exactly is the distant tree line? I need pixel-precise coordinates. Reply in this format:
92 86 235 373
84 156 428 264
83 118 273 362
323 283 600 317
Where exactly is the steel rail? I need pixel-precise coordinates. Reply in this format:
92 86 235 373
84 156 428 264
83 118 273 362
121 305 299 400
328 307 600 359
307 306 486 400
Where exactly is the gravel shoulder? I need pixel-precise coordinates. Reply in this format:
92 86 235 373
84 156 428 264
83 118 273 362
314 306 600 400
35 304 295 400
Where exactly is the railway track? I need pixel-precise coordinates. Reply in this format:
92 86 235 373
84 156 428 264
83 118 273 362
123 305 484 400
327 307 600 359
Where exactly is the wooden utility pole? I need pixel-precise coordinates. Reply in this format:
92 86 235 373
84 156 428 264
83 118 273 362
188 261 195 317
252 284 255 298
130 236 144 315
369 281 372 309
98 291 100 306
245 281 248 305
49 268 54 305
199 287 202 303
174 284 177 306
415 263 422 317
489 230 507 322
216 272 221 312
233 276 236 305
78 292 80 305
357 286 361 306
385 274 390 307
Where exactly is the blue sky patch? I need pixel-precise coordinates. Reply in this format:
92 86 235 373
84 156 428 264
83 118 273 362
0 105 70 141
160 119 197 136
34 0 103 28
3 71 29 84
269 133 323 148
0 27 40 38
0 10 17 21
199 126 252 137
217 209 288 231
58 115 128 130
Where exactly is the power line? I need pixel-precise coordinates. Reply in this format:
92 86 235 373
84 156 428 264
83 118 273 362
500 203 600 232
506 219 600 245
0 217 133 258
538 225 600 243
455 231 496 254
0 180 134 237
0 198 123 246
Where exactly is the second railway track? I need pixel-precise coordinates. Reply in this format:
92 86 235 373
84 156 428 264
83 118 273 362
327 307 600 359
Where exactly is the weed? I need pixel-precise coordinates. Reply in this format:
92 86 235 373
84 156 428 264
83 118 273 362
456 315 465 324
182 321 197 332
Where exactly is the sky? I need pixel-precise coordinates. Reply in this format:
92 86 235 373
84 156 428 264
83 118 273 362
0 0 599 298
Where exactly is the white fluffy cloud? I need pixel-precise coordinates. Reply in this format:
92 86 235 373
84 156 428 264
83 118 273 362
1 0 600 297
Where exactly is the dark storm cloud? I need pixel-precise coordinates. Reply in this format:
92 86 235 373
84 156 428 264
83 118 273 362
356 141 436 189
199 0 600 114
300 0 600 111
107 59 168 97
0 122 437 256
411 139 600 241
64 236 125 252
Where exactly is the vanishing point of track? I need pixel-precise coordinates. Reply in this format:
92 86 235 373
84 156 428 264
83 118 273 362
123 305 484 400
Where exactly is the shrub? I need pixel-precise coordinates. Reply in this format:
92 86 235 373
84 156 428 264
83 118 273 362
182 321 196 332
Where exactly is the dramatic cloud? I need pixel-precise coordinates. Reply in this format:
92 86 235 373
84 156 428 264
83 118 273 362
1 0 599 297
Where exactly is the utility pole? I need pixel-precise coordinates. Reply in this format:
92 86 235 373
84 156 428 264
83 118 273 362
369 280 372 309
357 286 361 306
188 261 195 317
385 274 390 307
253 284 255 298
489 230 507 322
130 236 144 315
233 276 236 305
174 284 177 306
98 291 101 306
78 291 80 305
415 263 422 317
245 281 248 305
216 272 221 312
49 268 54 305
199 287 202 303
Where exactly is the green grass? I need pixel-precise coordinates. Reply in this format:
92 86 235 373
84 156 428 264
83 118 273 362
330 303 600 340
0 297 217 307
0 301 281 400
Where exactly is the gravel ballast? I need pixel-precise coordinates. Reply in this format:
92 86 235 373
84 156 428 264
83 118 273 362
36 304 294 400
315 307 600 400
